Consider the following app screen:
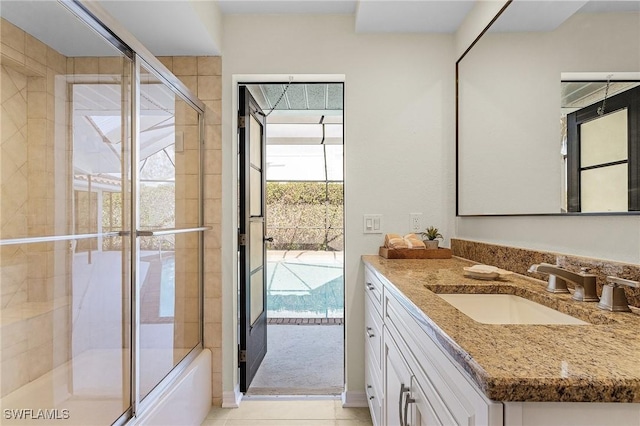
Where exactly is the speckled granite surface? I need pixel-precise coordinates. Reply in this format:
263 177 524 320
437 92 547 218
362 255 640 402
451 238 640 308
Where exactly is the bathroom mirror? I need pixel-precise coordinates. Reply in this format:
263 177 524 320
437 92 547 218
457 0 640 215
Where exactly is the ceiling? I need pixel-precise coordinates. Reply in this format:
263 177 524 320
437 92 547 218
246 83 343 115
2 1 638 57
0 0 476 58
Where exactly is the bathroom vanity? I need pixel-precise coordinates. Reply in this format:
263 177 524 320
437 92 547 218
363 255 640 426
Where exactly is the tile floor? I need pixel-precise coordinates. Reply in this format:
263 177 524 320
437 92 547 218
201 398 372 426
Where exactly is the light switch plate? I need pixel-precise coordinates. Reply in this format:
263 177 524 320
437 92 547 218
363 214 383 234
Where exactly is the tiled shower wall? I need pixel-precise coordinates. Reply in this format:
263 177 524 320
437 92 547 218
451 238 640 309
157 56 223 405
1 19 72 396
1 18 223 404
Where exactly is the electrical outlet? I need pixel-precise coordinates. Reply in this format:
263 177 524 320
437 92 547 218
410 213 422 233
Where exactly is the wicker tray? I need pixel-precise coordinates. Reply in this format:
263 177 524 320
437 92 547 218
379 247 452 259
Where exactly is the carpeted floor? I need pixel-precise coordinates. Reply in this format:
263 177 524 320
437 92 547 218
247 324 344 395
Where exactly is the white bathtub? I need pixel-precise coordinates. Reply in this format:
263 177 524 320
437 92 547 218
1 349 212 426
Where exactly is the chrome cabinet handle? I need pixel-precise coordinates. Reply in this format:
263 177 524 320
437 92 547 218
366 384 374 400
366 282 375 291
366 327 375 338
404 392 416 426
398 383 404 426
399 384 409 426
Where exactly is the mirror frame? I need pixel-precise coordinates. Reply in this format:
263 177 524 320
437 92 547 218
455 0 640 217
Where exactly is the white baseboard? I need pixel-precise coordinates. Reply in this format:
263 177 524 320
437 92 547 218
341 390 367 408
222 385 242 408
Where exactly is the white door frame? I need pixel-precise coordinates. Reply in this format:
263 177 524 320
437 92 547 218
222 74 347 407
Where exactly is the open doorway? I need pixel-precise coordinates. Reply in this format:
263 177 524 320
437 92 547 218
240 82 344 395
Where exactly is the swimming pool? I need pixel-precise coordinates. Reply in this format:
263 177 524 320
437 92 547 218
266 251 344 318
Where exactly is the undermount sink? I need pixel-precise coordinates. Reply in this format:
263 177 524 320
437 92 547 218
437 293 589 325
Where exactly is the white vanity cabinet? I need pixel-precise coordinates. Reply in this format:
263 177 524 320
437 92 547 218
364 268 384 426
365 265 503 426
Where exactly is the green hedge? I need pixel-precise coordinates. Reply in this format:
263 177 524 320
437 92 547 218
266 182 344 251
267 182 343 205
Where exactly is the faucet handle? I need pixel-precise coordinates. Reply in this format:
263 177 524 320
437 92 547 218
579 267 595 276
598 276 638 312
606 276 639 289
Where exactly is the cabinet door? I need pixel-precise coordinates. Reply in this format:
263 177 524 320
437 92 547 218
411 376 444 426
384 331 413 426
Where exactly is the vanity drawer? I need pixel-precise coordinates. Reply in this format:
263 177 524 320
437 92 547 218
384 290 501 426
364 266 383 315
365 353 383 426
365 290 383 371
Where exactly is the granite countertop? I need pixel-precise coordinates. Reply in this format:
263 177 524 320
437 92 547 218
362 255 640 403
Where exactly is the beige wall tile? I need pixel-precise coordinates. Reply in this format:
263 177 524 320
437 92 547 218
27 118 46 146
204 228 221 250
2 66 25 102
203 248 221 273
25 57 46 77
197 57 221 77
185 149 200 175
27 312 53 349
203 271 222 299
211 372 222 399
197 76 221 101
173 56 197 76
204 199 222 225
99 57 123 74
184 174 200 200
1 45 25 67
204 125 222 150
179 75 198 94
1 19 25 53
204 149 222 175
204 174 222 200
73 57 99 74
0 354 29 397
27 75 45 92
3 92 27 130
26 91 46 119
25 34 47 64
210 348 222 373
204 100 222 125
203 322 216 348
46 47 65 74
206 298 222 324
27 340 53 380
157 56 173 71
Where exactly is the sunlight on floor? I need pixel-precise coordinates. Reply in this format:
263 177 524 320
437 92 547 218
201 399 372 425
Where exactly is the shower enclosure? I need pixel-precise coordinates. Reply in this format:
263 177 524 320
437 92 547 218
0 2 206 424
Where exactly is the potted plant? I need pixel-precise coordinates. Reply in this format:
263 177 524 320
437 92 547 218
421 226 443 250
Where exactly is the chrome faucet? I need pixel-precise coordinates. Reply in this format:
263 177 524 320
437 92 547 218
528 263 599 302
527 262 569 294
598 277 639 312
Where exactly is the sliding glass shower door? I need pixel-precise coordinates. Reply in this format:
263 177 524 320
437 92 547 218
0 2 205 425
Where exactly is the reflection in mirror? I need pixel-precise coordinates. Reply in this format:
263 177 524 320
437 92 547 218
457 0 640 215
562 79 640 212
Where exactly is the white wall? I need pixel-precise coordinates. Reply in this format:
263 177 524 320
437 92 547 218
455 2 640 264
455 0 507 59
221 15 455 398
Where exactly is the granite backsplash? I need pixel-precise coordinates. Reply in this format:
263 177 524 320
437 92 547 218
451 238 640 309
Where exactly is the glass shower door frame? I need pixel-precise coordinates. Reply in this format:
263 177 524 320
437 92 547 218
127 56 207 421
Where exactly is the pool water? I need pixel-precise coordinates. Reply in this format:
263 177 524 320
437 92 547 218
266 254 344 318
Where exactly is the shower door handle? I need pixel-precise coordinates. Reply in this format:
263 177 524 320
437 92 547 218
134 227 211 238
264 237 274 243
